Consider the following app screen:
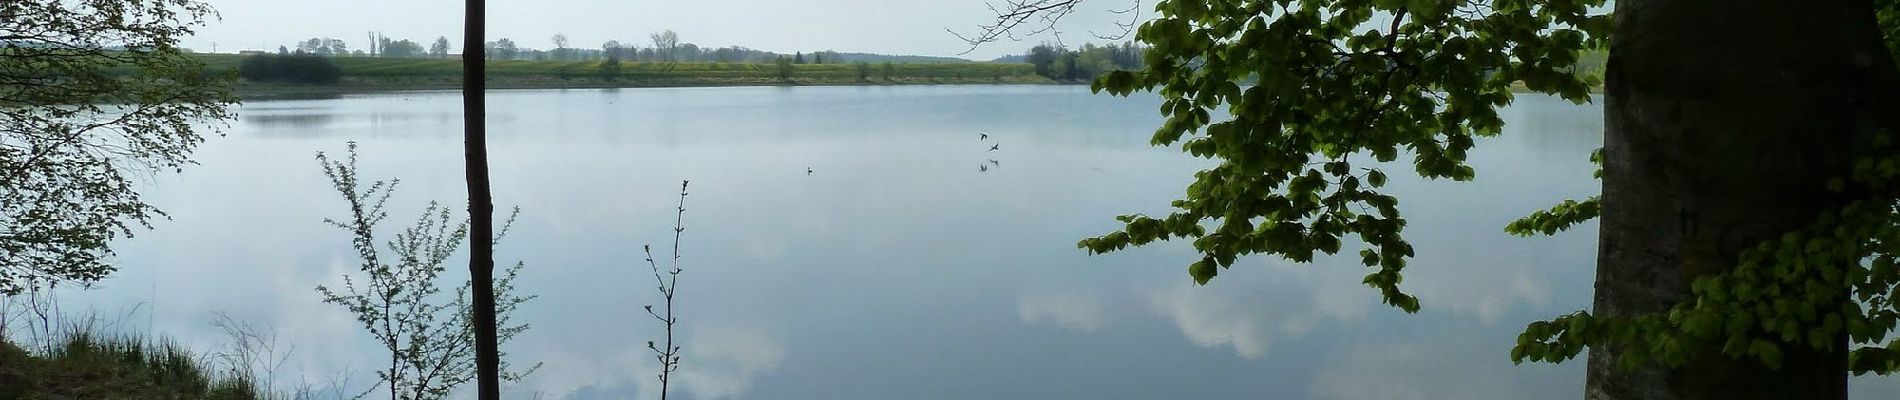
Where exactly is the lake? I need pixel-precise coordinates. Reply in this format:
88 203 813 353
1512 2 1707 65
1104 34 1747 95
49 85 1899 398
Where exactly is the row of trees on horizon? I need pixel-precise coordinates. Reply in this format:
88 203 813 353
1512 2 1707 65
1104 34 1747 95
264 30 962 65
262 32 1153 74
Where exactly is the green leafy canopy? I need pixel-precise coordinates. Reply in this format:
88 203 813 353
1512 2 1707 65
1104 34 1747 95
1079 0 1608 313
0 0 237 294
1077 0 1900 376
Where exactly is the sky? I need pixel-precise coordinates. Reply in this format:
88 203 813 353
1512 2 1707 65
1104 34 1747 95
182 0 1147 61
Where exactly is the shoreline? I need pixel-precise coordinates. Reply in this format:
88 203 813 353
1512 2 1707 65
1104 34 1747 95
230 77 1599 100
209 55 1602 100
199 54 1063 99
232 77 1068 99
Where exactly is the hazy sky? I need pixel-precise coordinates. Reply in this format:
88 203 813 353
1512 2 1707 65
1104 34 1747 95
183 0 1146 60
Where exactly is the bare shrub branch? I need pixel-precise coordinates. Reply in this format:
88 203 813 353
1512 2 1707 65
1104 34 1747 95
948 0 1141 54
642 180 689 400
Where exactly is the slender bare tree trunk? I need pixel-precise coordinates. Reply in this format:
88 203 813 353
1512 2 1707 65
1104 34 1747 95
1589 0 1900 398
461 0 501 399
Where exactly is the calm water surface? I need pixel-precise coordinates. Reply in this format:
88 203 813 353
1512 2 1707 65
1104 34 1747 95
64 85 1899 398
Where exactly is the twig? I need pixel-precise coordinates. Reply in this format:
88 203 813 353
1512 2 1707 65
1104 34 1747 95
643 180 689 400
1090 0 1143 41
949 0 1143 54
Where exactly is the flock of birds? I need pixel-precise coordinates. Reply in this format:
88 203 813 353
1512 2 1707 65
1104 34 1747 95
805 131 1001 176
979 132 1001 172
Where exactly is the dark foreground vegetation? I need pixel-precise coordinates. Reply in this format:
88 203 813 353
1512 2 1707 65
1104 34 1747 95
0 333 264 399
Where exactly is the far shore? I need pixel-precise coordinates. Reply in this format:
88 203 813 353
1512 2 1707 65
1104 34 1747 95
233 78 1602 100
200 53 1070 99
230 76 1069 99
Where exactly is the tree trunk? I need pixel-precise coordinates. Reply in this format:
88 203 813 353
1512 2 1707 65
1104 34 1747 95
1590 0 1900 399
462 0 502 399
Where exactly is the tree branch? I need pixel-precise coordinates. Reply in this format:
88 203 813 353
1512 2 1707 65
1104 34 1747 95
948 0 1141 54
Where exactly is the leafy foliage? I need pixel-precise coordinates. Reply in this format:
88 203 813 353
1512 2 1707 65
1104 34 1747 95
1504 2 1900 374
1504 197 1599 237
774 56 795 80
430 37 452 59
0 0 237 295
1511 134 1900 375
1881 0 1900 61
1078 0 1608 312
1505 148 1601 237
377 38 426 59
1021 42 1144 81
295 38 350 56
601 56 623 81
1026 0 1900 379
314 144 537 400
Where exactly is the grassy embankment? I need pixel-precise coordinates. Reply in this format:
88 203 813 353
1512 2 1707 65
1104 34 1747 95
192 54 1051 96
0 333 265 399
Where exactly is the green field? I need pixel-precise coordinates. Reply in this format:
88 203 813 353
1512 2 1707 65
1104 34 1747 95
196 54 1051 95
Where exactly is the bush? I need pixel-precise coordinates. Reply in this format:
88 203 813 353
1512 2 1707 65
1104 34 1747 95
774 56 794 81
238 53 342 84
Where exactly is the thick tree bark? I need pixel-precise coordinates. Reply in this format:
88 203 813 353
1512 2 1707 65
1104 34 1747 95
1590 0 1900 399
462 0 502 399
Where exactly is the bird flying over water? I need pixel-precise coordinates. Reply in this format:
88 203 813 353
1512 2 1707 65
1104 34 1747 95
989 143 1000 151
807 167 813 175
988 159 1000 166
980 132 989 140
979 164 990 172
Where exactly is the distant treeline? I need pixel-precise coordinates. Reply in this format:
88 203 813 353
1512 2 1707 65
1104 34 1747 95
238 53 341 84
828 52 974 64
208 52 1042 89
222 30 1055 88
1021 42 1145 82
259 30 976 65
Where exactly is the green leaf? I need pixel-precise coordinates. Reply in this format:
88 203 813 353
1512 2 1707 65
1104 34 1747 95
1189 258 1217 285
1751 339 1783 368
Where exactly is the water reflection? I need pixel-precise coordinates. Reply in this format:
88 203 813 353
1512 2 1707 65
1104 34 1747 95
559 322 784 400
1017 290 1110 332
675 323 786 399
1145 261 1374 360
1308 330 1574 399
66 86 1886 399
244 113 337 128
242 92 348 101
